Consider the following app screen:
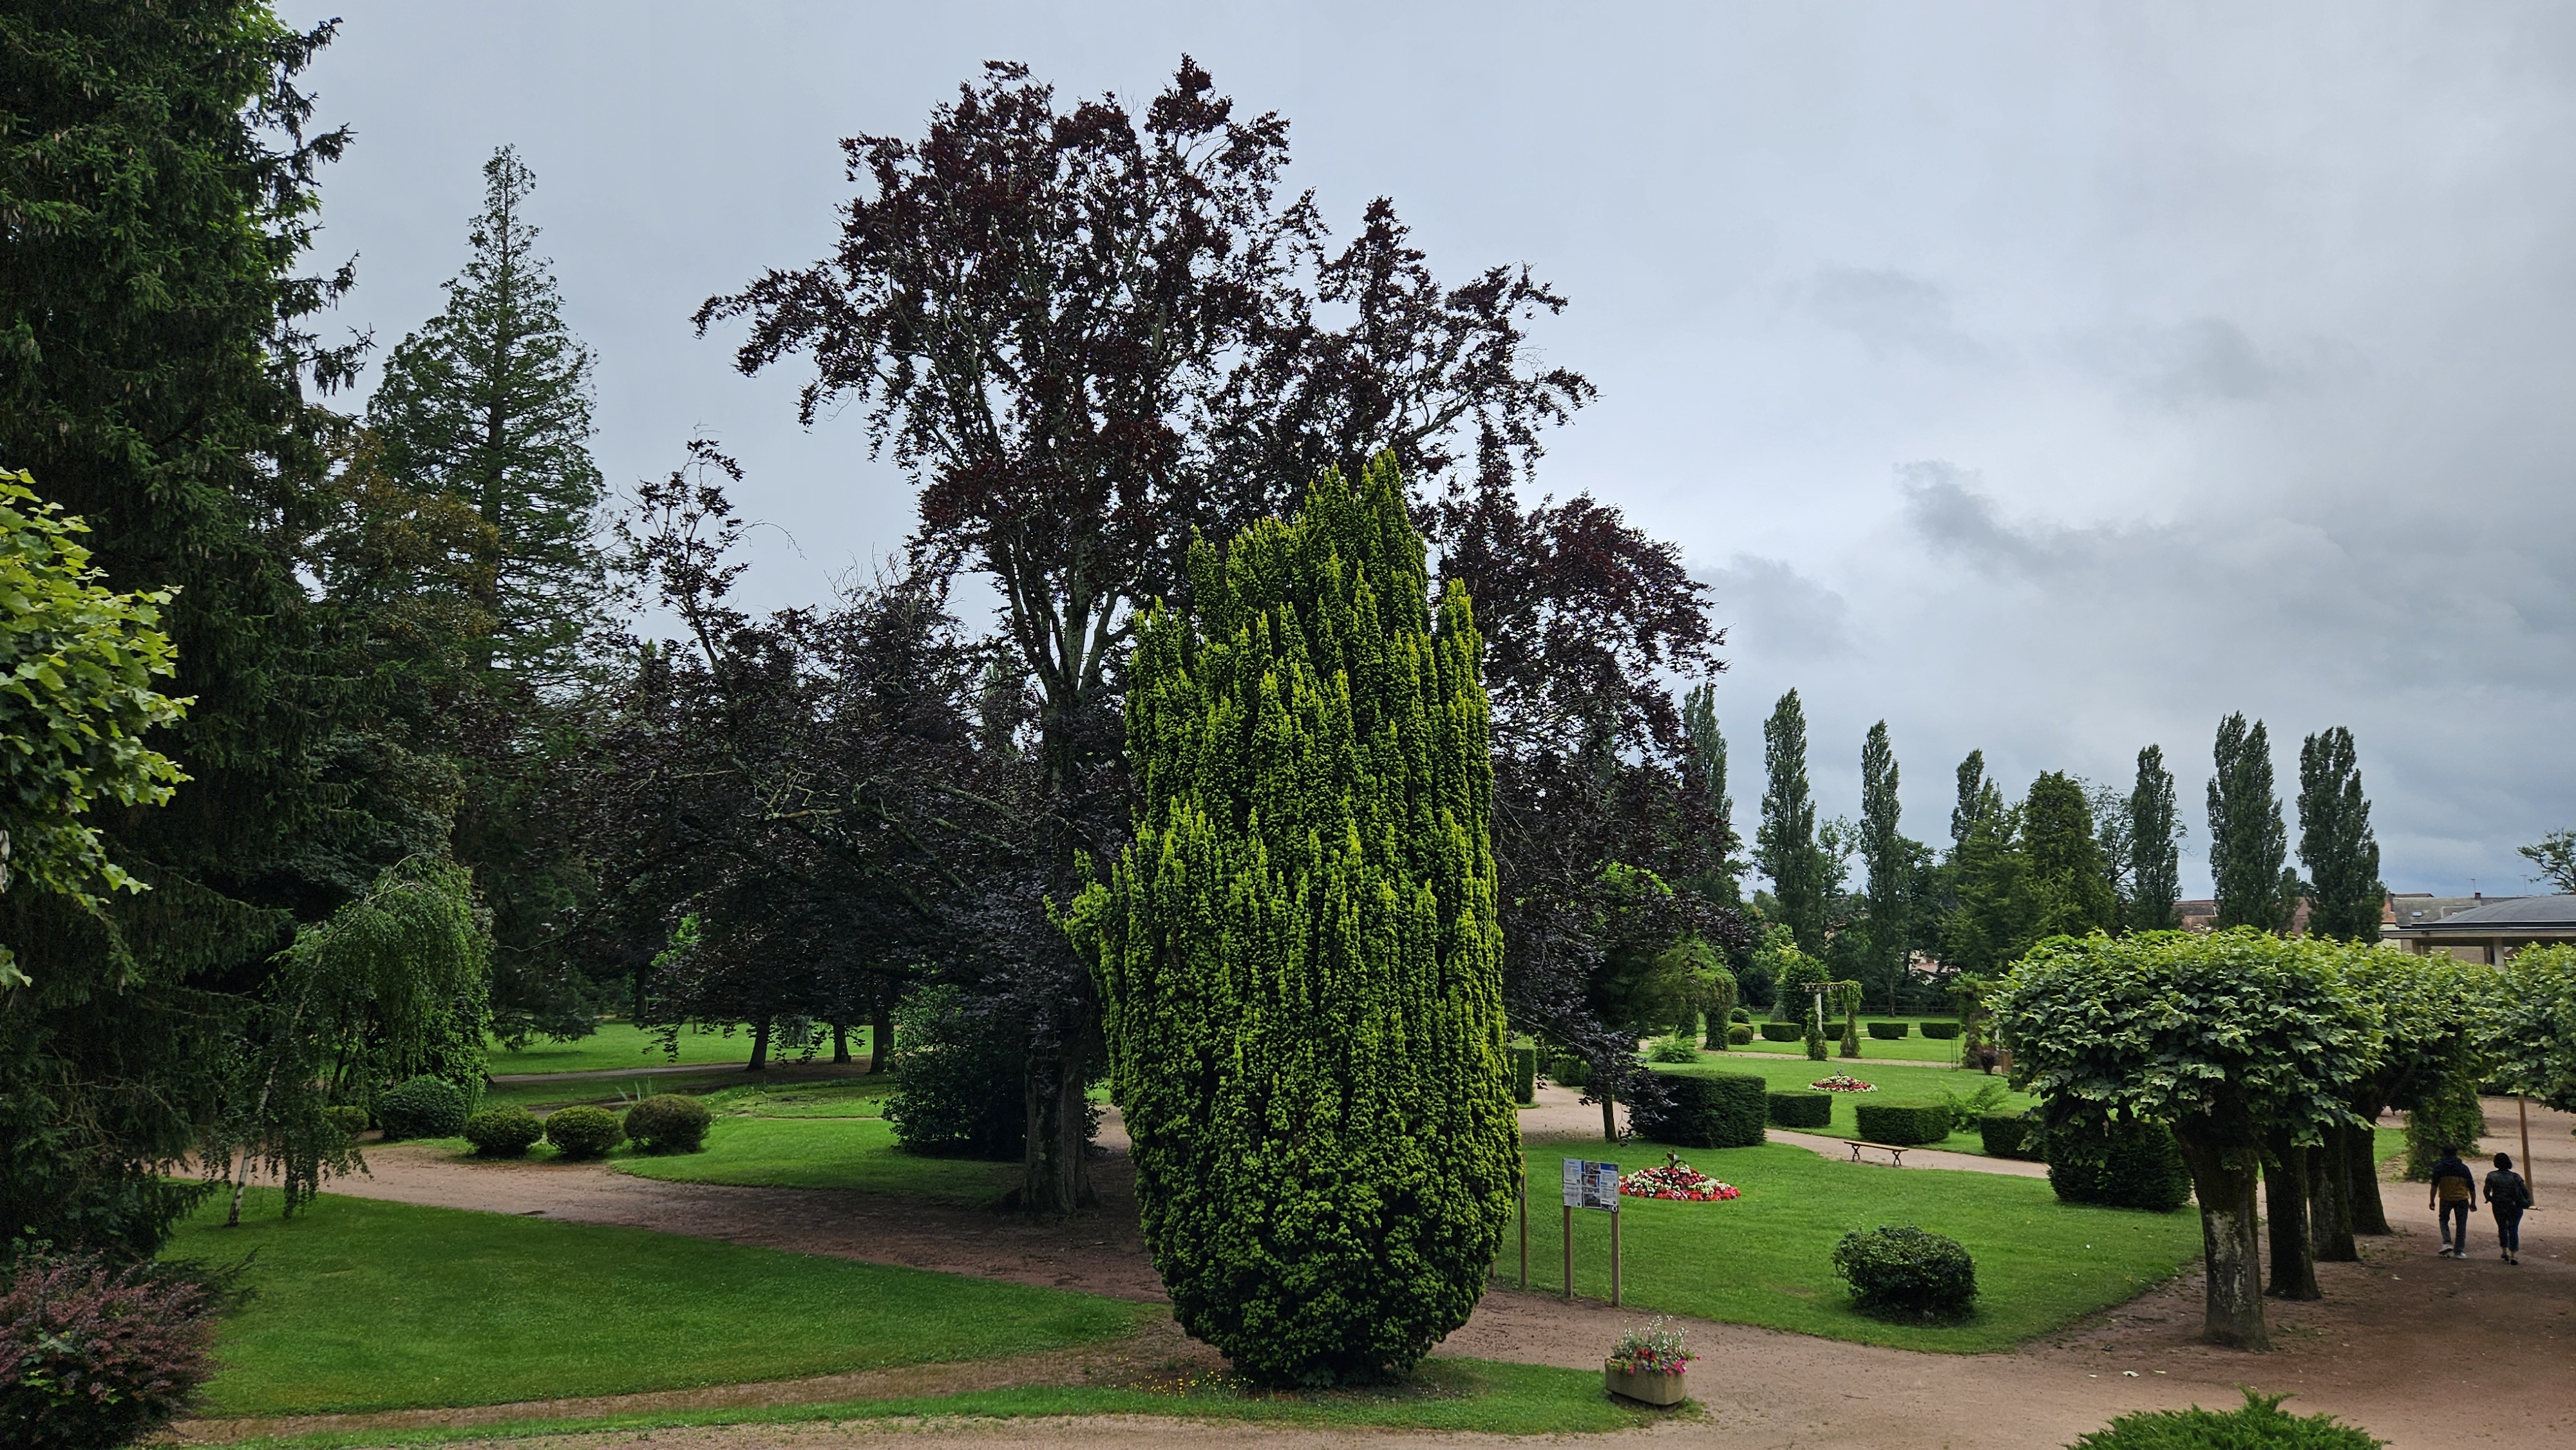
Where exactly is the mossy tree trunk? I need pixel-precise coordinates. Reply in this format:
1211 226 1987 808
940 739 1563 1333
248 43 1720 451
2261 1131 2321 1299
2177 1130 2270 1349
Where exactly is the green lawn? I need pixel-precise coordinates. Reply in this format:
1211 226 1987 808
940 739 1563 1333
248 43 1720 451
1705 1015 1968 1064
1600 1057 2036 1156
697 1076 896 1118
211 1360 1661 1449
169 1191 1144 1417
1500 1140 2199 1352
609 1115 1016 1202
485 1021 831 1076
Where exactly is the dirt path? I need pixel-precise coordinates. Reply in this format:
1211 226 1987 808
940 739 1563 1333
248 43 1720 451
200 1101 2576 1449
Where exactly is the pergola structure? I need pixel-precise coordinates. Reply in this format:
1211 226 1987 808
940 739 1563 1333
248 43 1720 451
2387 895 2576 963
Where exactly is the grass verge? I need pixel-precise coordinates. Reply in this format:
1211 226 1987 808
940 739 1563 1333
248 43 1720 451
484 1021 779 1076
1500 1140 2198 1351
196 1359 1662 1448
609 1115 1014 1201
169 1191 1143 1417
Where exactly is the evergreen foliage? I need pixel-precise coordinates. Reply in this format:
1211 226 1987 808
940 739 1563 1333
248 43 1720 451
2043 1112 2192 1212
2207 714 2291 932
2297 728 2382 943
2070 1390 2384 1450
1756 691 1826 951
1767 1090 1832 1128
1852 1102 1953 1146
462 1107 543 1158
542 1104 623 1160
1631 1073 1765 1147
622 1094 712 1154
1830 1226 1976 1321
375 1077 471 1142
1068 460 1513 1386
2125 746 2182 932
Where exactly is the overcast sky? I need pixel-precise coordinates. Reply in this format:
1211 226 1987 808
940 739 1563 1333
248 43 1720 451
285 1 2576 898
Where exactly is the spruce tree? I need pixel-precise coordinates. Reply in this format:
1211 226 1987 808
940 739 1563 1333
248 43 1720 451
2208 713 2290 932
2126 745 2181 932
1859 721 1907 1010
366 146 606 684
1758 690 1826 952
1068 458 1513 1386
2297 727 2382 943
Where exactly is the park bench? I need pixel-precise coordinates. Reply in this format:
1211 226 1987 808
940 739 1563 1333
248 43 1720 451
1846 1140 1912 1167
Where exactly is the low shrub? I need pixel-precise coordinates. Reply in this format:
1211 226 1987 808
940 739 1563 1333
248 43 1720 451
462 1107 544 1158
1978 1111 2043 1161
1726 1024 1753 1046
376 1076 471 1140
1830 1225 1976 1321
323 1104 370 1142
1852 1102 1953 1146
2070 1389 2383 1449
1647 1035 1702 1064
1918 1021 1963 1040
1766 1090 1832 1129
542 1104 625 1160
1864 1021 1910 1040
2402 1073 2489 1182
1631 1073 1765 1148
1510 1045 1538 1105
1550 1055 1591 1089
0 1251 220 1450
1728 1008 1751 1024
622 1094 712 1154
2045 1113 2192 1212
1757 1022 1804 1042
1936 1080 2011 1133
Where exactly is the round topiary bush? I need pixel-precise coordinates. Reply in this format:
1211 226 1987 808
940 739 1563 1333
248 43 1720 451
1766 1089 1832 1128
1729 1008 1751 1024
542 1104 624 1160
1864 1021 1910 1040
2045 1111 2192 1212
376 1075 471 1140
2070 1389 2383 1449
323 1104 370 1143
0 1250 220 1450
623 1094 712 1154
1726 1024 1754 1046
462 1106 544 1158
1830 1225 1976 1321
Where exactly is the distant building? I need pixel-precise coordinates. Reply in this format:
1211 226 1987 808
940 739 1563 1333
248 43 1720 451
2384 895 2576 964
2174 898 2313 935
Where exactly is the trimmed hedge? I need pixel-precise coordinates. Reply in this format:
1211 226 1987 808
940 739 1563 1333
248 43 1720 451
462 1107 544 1158
2045 1113 2192 1212
1852 1102 1953 1146
1978 1111 2043 1162
1865 1021 1910 1040
1830 1226 1976 1321
1510 1046 1538 1105
1918 1021 1962 1040
1549 1055 1589 1089
623 1094 712 1154
1631 1073 1765 1148
542 1104 624 1160
1726 1024 1754 1045
377 1076 471 1140
1757 1022 1805 1042
1767 1090 1832 1129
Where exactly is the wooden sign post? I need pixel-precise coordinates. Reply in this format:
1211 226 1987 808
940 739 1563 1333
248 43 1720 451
1561 1156 1622 1305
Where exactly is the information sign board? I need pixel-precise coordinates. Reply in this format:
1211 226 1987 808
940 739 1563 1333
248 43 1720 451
1561 1157 1620 1211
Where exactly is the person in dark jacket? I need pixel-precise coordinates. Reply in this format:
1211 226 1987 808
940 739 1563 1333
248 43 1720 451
2485 1151 2532 1265
2429 1145 2478 1258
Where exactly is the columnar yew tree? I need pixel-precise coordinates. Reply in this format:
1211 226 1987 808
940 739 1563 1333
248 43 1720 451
1991 930 2374 1349
1068 460 1513 1386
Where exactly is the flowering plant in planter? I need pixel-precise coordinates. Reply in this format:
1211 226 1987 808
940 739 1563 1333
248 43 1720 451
1620 1153 1740 1201
1606 1317 1695 1375
1810 1073 1877 1093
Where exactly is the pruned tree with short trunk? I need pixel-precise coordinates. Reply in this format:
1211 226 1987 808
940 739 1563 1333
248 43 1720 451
1989 929 2375 1349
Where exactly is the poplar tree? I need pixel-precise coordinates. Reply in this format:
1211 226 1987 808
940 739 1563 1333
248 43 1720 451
1068 459 1513 1386
2126 746 2182 932
1758 690 1825 951
2022 771 2116 937
2208 714 2290 932
1858 721 1907 1010
1951 749 1991 849
1681 683 1737 901
2297 727 2382 943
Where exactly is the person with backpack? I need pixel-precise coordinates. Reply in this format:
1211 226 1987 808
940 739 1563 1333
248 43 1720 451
2429 1144 2477 1259
2485 1151 2532 1265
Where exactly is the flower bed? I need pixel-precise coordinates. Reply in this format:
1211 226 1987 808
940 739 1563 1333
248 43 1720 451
1607 1317 1696 1375
1810 1073 1877 1093
1620 1153 1740 1201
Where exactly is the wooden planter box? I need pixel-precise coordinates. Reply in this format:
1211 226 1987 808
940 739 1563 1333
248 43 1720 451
1604 1362 1687 1406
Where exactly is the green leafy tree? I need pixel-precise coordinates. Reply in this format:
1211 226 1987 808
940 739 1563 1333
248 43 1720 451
1941 787 2032 976
2208 713 2291 932
1757 689 1826 952
2022 771 2116 938
2521 831 2576 894
1680 683 1739 903
1989 930 2375 1349
1066 460 1513 1386
2484 944 2576 1113
2297 728 2382 943
0 473 191 987
1858 721 1911 1012
2330 950 2490 1241
2125 746 2182 932
1951 749 1991 849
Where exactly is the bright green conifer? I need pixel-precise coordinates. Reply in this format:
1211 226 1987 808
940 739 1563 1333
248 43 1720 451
1066 457 1513 1386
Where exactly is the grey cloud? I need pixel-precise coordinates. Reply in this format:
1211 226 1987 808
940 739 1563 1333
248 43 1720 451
1698 554 1855 663
1803 267 1986 361
2072 317 2366 408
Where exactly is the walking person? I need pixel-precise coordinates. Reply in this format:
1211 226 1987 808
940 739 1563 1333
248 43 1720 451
2486 1152 2532 1265
2429 1144 2478 1259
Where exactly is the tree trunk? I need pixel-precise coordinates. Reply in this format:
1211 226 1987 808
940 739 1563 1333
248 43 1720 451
2175 1129 2271 1349
2347 1116 2392 1234
1601 1081 1619 1143
831 1020 851 1064
747 1016 772 1072
869 999 893 1074
2261 1132 2321 1300
1018 1019 1098 1216
2311 1123 2359 1261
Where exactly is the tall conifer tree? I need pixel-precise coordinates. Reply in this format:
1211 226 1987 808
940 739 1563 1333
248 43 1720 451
2208 713 2290 932
2297 727 2382 943
1069 458 1512 1386
2126 745 2182 932
1758 690 1825 951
